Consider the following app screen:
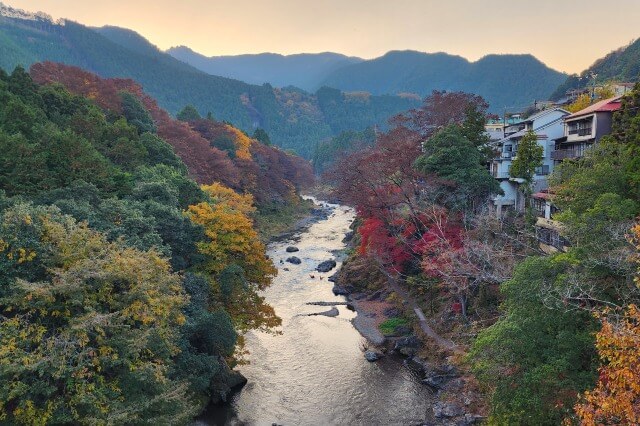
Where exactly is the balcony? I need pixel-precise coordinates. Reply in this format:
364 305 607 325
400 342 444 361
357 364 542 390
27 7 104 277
567 127 593 137
551 149 581 161
491 171 511 179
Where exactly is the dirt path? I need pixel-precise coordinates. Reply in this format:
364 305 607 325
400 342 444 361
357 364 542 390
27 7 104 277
385 278 459 352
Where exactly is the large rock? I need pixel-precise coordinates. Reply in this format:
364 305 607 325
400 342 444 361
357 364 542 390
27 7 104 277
308 307 339 317
433 402 463 418
332 284 354 295
286 256 302 265
364 351 383 362
286 246 299 253
316 259 337 273
394 335 421 351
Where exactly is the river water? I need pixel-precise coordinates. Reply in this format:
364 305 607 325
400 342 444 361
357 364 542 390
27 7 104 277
198 200 433 425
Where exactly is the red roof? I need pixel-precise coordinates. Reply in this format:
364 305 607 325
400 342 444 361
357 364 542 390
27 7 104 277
566 96 623 120
532 192 552 200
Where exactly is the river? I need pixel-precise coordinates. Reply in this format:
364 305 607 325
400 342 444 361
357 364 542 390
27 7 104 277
198 199 433 425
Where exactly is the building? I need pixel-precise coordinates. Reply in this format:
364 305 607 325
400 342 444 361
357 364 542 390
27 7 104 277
531 190 569 253
490 108 570 215
552 96 623 163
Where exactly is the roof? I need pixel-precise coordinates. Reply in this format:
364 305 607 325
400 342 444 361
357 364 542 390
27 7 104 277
566 96 623 120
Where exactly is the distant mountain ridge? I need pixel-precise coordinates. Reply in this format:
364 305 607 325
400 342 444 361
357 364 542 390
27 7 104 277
167 46 362 92
0 3 417 158
321 50 568 110
171 45 567 111
551 38 640 100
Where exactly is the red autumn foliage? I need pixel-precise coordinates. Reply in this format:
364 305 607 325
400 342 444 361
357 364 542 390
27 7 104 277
31 62 240 186
391 90 489 138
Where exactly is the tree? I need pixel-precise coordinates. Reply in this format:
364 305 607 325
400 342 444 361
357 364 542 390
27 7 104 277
253 128 271 146
510 130 543 201
567 93 592 113
176 104 201 122
574 304 640 425
470 256 598 424
186 183 276 288
415 125 500 210
573 223 640 425
0 204 196 424
120 91 156 134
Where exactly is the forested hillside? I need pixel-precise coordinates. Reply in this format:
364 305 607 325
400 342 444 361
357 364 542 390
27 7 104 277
0 6 417 157
552 38 640 99
0 64 314 423
167 45 362 92
321 51 567 111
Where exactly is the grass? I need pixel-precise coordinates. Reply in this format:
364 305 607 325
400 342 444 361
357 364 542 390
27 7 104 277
379 317 410 336
254 197 314 241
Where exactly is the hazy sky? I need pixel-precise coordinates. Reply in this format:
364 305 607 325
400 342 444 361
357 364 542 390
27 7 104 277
7 0 640 73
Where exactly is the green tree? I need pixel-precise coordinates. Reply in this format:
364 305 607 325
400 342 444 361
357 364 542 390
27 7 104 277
177 104 201 122
120 91 156 134
510 130 543 201
470 256 598 425
415 125 501 209
0 204 196 424
253 128 272 146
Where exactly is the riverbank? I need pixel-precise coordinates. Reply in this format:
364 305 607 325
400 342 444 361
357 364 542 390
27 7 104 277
331 227 487 425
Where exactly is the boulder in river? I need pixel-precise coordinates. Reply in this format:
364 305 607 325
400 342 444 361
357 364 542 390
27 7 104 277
286 256 302 265
316 259 337 273
308 306 339 317
364 350 383 362
286 246 299 253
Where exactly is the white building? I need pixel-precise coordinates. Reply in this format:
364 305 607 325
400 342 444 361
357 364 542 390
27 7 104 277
490 108 570 215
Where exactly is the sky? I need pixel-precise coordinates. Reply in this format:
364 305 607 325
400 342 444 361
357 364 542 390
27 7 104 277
7 0 640 73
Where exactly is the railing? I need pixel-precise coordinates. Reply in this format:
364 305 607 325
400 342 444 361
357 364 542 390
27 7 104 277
568 127 592 137
551 149 581 160
492 171 511 179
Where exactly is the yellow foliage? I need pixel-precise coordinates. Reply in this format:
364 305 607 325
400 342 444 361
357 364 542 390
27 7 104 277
573 224 640 424
224 124 253 160
567 94 592 113
202 182 256 216
186 195 276 288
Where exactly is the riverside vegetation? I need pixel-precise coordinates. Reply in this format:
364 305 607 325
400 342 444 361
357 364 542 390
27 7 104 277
0 65 314 424
327 86 640 425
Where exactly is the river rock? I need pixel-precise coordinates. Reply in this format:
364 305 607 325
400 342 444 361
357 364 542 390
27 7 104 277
433 402 463 418
308 307 339 317
364 350 383 362
332 284 354 295
316 259 337 273
286 246 299 253
327 273 338 282
342 231 354 243
307 301 349 306
394 335 421 352
286 256 302 265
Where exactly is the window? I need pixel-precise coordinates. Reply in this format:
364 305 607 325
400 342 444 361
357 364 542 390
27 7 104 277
534 165 550 175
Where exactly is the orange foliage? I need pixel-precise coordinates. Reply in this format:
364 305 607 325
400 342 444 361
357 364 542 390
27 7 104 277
186 184 276 288
573 224 640 424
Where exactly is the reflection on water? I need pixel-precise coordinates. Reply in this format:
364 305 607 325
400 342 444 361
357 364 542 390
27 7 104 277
197 200 433 425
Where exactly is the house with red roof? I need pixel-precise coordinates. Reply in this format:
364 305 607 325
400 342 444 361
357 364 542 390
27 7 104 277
551 96 623 162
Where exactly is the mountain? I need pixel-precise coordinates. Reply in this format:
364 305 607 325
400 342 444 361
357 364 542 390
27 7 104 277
321 50 568 110
0 4 417 158
551 38 640 100
167 46 362 92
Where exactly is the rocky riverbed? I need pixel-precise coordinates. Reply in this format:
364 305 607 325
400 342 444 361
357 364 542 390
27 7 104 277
197 198 435 425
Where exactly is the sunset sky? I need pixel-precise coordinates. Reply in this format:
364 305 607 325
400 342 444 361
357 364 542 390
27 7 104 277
7 0 640 73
